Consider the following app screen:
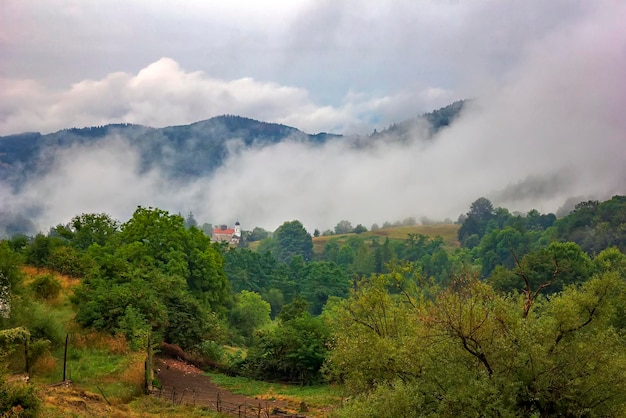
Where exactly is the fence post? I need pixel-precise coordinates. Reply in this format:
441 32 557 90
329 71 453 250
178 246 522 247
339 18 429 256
24 339 29 376
62 334 69 382
144 332 152 394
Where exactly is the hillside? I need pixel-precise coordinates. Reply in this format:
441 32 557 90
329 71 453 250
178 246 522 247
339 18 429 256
311 223 459 255
370 100 466 141
0 115 341 191
0 102 465 191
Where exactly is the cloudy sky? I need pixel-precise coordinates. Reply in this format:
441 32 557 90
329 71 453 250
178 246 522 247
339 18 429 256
1 0 625 232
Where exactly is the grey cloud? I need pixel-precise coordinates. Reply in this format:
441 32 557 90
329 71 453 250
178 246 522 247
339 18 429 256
1 1 624 234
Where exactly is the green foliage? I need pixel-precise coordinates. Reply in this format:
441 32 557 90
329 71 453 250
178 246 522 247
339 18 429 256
228 290 271 345
164 292 220 350
554 195 626 254
329 264 626 417
272 220 313 263
0 327 30 351
245 300 330 384
334 220 354 235
475 225 530 277
593 246 626 275
301 262 350 315
195 340 225 363
489 241 592 295
247 226 269 242
29 274 62 300
223 247 276 293
71 207 230 350
353 224 367 234
56 213 119 250
25 233 54 268
0 241 25 291
0 375 40 417
457 197 496 244
45 245 91 277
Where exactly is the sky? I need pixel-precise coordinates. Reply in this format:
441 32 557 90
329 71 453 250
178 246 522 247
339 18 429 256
1 0 625 233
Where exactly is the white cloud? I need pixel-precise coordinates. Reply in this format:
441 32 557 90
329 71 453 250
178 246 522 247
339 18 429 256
0 57 450 136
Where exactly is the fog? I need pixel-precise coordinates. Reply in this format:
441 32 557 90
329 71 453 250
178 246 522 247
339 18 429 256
1 1 624 234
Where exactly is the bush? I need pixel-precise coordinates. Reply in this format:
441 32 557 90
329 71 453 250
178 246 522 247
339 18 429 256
195 340 224 363
0 380 40 417
29 274 62 300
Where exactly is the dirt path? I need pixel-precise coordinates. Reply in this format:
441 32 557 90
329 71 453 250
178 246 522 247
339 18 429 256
155 358 305 417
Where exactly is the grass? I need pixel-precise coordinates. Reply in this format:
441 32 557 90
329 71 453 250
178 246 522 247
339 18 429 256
312 223 460 254
18 267 147 404
205 372 343 411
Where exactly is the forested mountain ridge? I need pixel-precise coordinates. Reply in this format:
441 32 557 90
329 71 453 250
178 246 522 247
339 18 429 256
371 100 467 140
0 103 466 237
0 115 340 189
0 104 464 189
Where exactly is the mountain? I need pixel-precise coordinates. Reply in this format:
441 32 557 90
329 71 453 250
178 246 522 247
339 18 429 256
0 103 467 189
0 105 466 236
0 115 342 189
371 100 467 141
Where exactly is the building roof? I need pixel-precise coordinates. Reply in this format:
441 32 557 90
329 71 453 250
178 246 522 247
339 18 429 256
213 228 235 235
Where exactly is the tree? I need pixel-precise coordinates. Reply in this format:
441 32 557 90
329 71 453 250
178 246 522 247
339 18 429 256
245 299 330 384
353 224 367 234
328 266 626 417
228 291 271 345
475 226 529 277
185 212 198 228
487 241 593 299
301 262 350 314
334 220 354 235
248 227 269 242
272 220 313 263
56 213 119 250
553 195 626 254
72 207 229 349
457 197 496 244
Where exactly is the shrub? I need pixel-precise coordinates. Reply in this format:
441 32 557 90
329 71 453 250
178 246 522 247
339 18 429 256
29 274 62 300
195 340 225 363
0 380 40 417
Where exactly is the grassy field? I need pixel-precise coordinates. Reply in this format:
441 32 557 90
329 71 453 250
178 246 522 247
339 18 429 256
248 223 460 255
312 223 460 254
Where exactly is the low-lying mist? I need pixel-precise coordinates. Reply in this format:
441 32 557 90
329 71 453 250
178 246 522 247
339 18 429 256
2 3 624 235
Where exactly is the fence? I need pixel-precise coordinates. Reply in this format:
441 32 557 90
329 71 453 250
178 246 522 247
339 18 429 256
152 385 307 418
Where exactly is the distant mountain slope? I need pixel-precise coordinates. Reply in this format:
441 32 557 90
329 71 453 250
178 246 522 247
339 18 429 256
0 115 341 189
371 100 466 140
0 103 463 190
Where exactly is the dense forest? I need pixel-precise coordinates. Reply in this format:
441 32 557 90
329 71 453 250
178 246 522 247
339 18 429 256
2 195 626 416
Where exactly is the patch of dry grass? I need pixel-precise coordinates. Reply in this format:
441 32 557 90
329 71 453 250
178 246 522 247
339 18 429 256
21 266 80 290
71 331 130 355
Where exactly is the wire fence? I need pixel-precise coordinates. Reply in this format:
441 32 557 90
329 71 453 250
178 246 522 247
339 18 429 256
152 385 307 418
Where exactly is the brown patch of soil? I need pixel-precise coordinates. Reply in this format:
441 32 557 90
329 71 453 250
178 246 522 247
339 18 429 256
155 358 304 417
